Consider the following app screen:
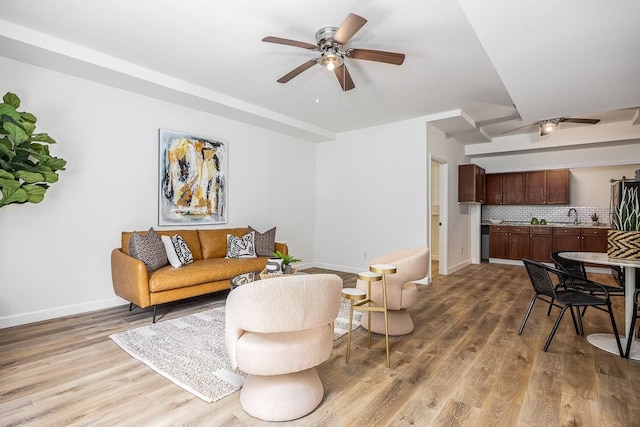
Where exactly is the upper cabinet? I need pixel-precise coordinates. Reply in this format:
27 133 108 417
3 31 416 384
458 164 485 203
485 172 525 205
546 169 570 204
525 169 570 205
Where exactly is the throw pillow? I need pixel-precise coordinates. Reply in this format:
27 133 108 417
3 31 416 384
161 235 194 268
129 228 168 272
225 232 257 259
248 225 276 256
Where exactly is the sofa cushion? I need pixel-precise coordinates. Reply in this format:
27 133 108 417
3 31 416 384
123 229 203 260
161 235 194 268
128 228 168 272
199 227 248 259
226 232 257 259
148 257 268 292
248 226 276 257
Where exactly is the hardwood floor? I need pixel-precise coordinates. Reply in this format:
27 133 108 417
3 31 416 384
2 263 640 426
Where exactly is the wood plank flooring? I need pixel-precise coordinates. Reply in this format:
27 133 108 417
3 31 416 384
2 263 640 426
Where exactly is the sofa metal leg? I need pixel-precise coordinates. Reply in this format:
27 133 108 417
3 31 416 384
152 305 157 323
129 302 134 312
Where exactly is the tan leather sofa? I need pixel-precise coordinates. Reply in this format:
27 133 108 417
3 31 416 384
111 227 288 322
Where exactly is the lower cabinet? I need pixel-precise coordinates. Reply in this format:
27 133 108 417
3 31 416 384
489 225 610 262
507 226 529 260
529 227 553 262
489 225 529 259
489 226 509 258
581 228 608 252
552 227 582 252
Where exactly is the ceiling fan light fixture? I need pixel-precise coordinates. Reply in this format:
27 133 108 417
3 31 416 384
540 119 560 136
319 53 343 71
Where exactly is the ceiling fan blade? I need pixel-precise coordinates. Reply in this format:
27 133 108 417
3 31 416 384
334 13 367 45
561 118 601 125
502 123 538 134
347 48 405 65
262 36 317 50
334 64 355 91
277 59 318 83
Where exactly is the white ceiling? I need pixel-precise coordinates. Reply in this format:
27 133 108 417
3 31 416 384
1 0 639 145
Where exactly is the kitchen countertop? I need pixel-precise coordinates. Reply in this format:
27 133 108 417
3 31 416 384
481 221 612 229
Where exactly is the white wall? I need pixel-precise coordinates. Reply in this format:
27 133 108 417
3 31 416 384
0 57 317 328
314 118 428 272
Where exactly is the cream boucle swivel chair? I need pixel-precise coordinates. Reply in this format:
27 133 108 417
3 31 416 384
225 273 342 422
356 246 429 336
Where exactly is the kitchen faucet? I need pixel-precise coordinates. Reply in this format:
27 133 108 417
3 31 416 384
567 208 578 225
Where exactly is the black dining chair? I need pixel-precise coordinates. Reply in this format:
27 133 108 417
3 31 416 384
549 250 625 316
519 259 623 354
625 288 640 358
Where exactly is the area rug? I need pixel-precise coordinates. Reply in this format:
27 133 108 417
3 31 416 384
109 298 363 403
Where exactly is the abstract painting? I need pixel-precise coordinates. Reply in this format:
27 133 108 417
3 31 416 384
159 129 227 225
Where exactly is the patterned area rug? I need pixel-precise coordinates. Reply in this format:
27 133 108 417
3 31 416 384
110 298 363 403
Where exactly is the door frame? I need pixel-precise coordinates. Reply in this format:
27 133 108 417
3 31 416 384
429 155 448 280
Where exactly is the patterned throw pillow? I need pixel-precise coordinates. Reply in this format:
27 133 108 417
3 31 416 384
225 232 257 259
161 235 194 268
129 228 168 272
248 226 276 257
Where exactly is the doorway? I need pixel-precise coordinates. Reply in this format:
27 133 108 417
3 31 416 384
429 156 448 280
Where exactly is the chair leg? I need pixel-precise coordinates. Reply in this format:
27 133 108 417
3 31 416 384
568 306 581 335
575 307 585 336
519 295 538 335
625 301 638 358
544 306 569 352
605 301 623 357
546 298 556 316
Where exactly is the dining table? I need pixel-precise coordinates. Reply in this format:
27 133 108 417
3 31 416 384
558 251 640 360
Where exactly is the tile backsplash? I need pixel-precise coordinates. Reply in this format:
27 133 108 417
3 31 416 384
482 205 611 225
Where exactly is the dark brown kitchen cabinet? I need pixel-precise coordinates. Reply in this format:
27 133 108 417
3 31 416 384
529 226 553 262
489 225 529 259
458 164 485 203
525 171 546 204
489 225 509 258
552 227 582 252
486 173 525 205
508 226 529 259
485 174 503 205
546 169 570 204
525 169 570 205
581 228 608 252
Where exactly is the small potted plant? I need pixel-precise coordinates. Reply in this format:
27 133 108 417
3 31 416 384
272 250 301 274
608 186 640 259
590 212 599 226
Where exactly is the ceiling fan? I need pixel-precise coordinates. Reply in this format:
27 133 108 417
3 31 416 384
262 13 405 91
503 117 601 136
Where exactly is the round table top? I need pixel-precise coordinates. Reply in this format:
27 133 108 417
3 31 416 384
342 288 366 300
370 263 397 274
357 271 382 281
558 251 640 268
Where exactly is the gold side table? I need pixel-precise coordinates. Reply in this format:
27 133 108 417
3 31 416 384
341 288 366 363
369 263 397 368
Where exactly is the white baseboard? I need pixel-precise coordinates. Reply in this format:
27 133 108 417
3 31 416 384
447 259 472 274
0 297 126 329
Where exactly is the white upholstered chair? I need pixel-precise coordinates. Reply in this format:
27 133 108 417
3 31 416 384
225 273 342 422
356 246 429 335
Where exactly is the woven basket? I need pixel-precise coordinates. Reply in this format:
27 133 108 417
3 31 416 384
259 267 298 280
607 230 640 260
